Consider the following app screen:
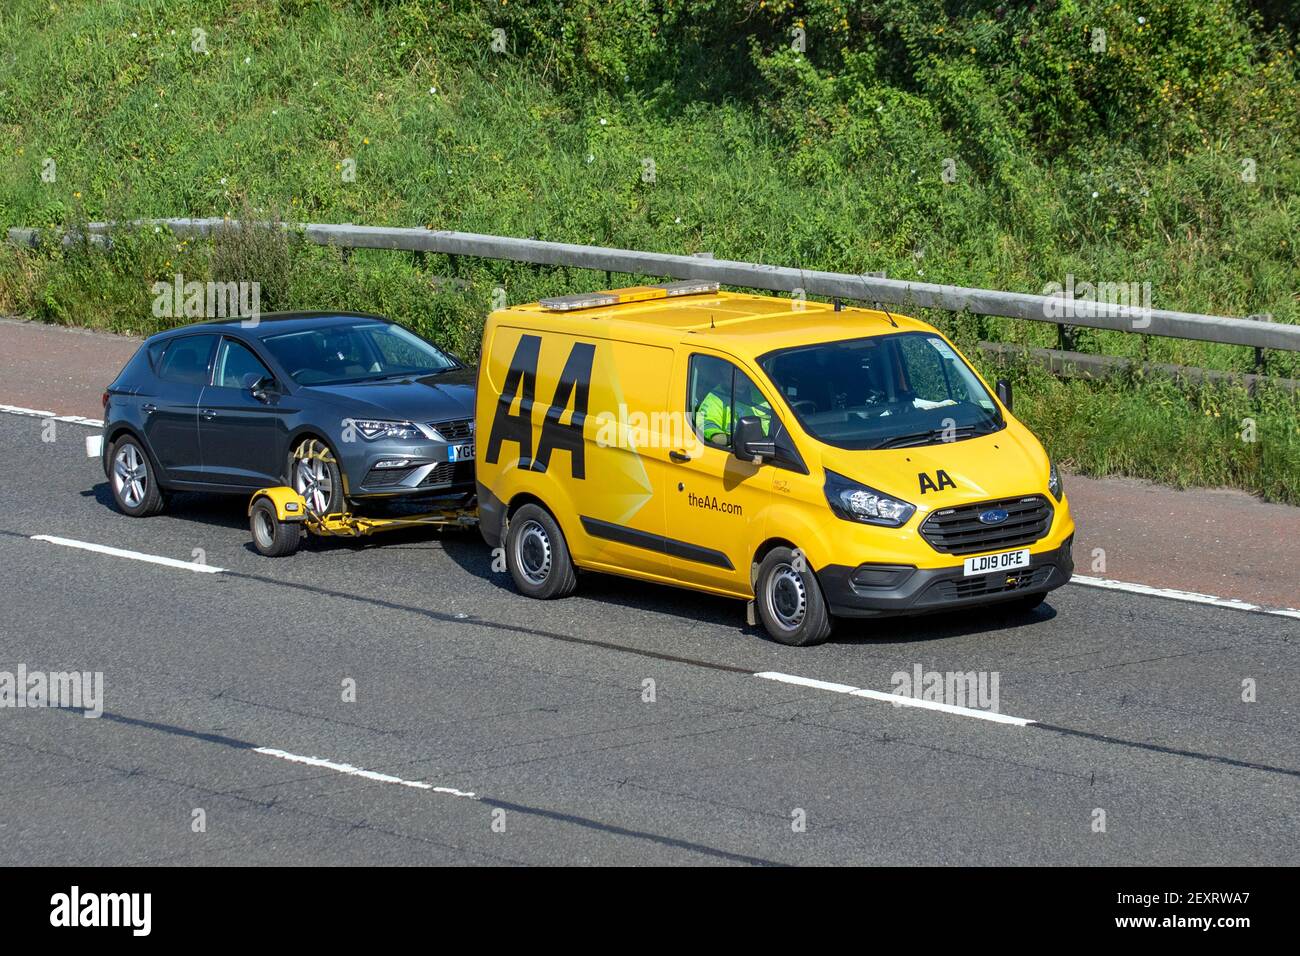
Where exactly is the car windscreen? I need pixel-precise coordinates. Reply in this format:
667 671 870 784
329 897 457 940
758 332 1003 450
261 322 458 386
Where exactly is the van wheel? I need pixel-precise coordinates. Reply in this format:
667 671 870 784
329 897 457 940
505 504 577 599
755 547 832 646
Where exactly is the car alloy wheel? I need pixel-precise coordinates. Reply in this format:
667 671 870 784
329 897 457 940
294 455 334 513
112 442 149 509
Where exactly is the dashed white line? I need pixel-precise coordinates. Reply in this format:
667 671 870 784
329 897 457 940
1070 574 1300 619
0 403 103 427
252 747 477 798
754 671 1036 726
30 534 224 574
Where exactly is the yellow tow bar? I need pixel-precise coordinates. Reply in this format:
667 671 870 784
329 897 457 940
248 486 478 557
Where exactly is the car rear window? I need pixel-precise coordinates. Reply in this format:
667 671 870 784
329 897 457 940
157 335 214 386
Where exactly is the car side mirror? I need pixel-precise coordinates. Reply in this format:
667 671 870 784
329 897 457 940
733 416 775 463
244 373 275 401
996 378 1013 412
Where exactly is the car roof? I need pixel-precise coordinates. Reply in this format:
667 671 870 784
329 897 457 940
500 290 932 357
144 311 389 343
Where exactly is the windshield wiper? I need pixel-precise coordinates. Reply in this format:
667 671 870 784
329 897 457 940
874 426 981 450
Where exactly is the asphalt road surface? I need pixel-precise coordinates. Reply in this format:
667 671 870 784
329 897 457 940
1 413 1296 865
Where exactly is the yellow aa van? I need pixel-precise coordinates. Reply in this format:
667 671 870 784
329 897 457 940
475 282 1074 645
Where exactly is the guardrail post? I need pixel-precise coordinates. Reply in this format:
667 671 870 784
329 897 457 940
1056 323 1076 351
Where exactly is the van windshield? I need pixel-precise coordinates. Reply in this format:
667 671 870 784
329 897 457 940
758 332 1003 450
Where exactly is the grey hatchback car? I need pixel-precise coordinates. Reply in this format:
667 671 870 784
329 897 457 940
101 311 476 517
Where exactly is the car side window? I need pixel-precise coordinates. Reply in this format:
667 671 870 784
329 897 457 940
156 336 215 386
213 338 273 389
687 354 772 449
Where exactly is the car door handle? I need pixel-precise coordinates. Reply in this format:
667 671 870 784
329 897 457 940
141 403 157 414
669 450 691 463
201 409 217 420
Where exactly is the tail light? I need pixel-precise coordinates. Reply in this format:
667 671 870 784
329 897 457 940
102 391 110 410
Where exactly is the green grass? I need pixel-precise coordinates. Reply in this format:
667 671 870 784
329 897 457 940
0 0 1297 501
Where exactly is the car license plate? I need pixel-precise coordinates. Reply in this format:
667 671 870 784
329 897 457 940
448 442 474 463
963 548 1030 577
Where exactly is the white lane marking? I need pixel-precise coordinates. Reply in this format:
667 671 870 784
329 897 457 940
253 747 477 798
85 434 103 458
1070 574 1300 620
30 535 224 574
0 403 103 427
754 671 1035 726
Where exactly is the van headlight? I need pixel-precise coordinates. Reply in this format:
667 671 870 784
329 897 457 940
1048 460 1063 501
824 469 916 528
347 419 425 441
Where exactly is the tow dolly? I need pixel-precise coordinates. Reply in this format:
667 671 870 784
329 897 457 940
248 486 478 557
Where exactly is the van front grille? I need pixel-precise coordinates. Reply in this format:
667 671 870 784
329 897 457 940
920 495 1053 555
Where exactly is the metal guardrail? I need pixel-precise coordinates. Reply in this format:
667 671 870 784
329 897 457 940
8 218 1299 353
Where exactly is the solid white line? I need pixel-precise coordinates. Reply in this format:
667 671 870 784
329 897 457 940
0 403 103 427
1070 574 1300 619
252 747 477 798
30 535 224 574
754 671 1035 726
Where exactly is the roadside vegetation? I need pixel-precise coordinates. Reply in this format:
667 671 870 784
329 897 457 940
0 0 1297 501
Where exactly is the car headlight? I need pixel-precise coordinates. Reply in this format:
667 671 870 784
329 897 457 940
348 419 425 442
1048 460 1063 501
824 469 916 528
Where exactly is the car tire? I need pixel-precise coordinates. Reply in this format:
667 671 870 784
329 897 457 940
504 504 577 599
288 438 344 515
250 498 303 557
108 436 165 517
755 547 833 646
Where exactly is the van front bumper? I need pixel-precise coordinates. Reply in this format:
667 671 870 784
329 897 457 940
816 539 1074 618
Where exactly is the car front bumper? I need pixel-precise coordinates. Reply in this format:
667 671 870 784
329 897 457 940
816 538 1074 618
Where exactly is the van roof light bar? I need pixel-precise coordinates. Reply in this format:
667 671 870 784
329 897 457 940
540 280 719 312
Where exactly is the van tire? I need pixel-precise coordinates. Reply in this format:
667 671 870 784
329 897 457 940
755 547 832 646
505 504 578 600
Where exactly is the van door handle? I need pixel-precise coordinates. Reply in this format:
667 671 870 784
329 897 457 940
669 450 690 463
141 403 157 413
201 409 217 420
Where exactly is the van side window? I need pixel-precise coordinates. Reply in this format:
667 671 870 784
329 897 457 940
687 355 772 449
213 338 273 389
156 335 215 386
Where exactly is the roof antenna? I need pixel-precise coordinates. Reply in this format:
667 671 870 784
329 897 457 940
710 314 715 329
881 305 899 328
833 297 843 312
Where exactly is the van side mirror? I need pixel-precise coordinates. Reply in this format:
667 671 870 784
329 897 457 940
733 416 775 463
995 378 1013 412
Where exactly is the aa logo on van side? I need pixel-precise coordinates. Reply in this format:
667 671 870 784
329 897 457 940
486 334 594 479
